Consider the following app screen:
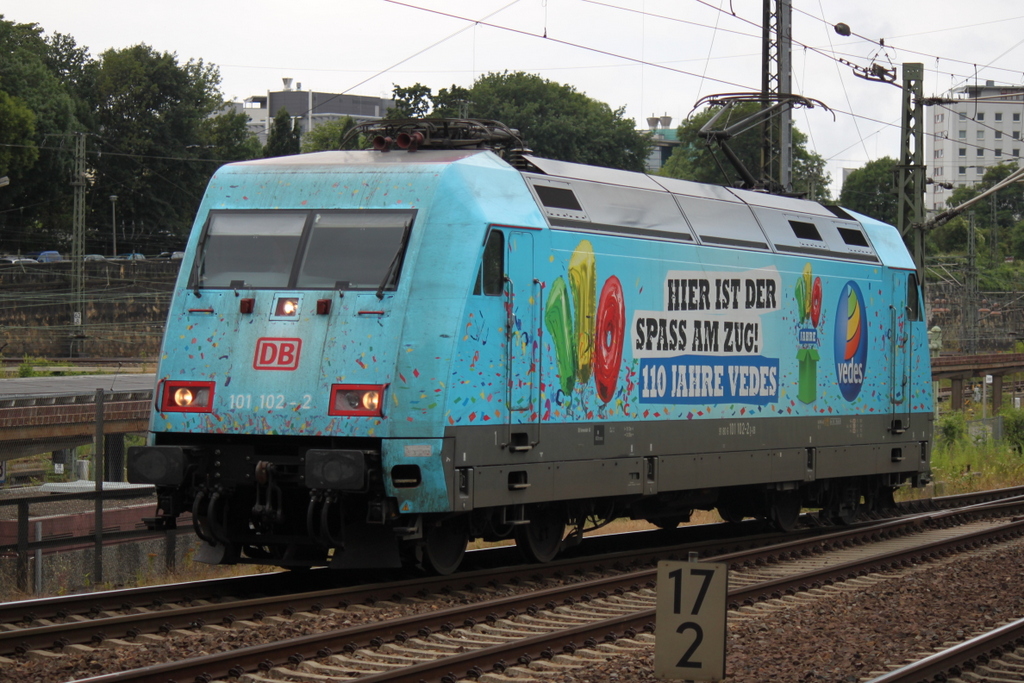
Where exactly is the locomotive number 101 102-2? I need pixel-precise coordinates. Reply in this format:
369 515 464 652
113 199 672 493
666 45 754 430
227 393 314 411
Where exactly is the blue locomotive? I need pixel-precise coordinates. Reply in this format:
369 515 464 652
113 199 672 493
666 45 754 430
128 119 933 573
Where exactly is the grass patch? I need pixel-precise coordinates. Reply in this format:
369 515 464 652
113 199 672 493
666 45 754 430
901 408 1024 499
926 439 1024 496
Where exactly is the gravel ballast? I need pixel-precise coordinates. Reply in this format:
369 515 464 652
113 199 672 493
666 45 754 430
4 534 1024 682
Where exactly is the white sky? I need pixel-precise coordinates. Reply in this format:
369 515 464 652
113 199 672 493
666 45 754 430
9 0 1024 196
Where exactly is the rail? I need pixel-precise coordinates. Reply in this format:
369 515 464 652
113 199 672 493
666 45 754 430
67 496 1024 683
865 615 1024 683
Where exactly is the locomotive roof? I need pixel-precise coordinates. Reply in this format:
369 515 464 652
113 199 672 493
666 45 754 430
517 155 913 270
221 149 914 270
226 149 487 168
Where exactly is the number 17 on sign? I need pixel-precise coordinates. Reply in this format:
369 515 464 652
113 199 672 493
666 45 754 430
654 560 728 680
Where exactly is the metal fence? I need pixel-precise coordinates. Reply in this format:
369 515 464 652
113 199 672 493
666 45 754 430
0 488 192 593
0 385 189 594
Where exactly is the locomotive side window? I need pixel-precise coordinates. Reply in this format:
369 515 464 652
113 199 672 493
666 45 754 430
535 185 583 211
474 230 504 296
675 196 769 250
838 227 869 247
295 211 412 290
195 211 307 288
907 273 922 321
789 220 823 241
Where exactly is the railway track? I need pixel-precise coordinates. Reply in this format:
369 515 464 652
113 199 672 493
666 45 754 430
4 483 1015 637
4 488 1024 682
866 615 1024 683
0 520 815 656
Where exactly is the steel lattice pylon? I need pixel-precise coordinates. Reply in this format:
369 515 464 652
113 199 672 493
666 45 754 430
897 63 926 275
71 132 86 352
761 0 793 193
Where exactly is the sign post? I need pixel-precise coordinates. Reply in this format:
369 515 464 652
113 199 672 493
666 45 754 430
655 557 728 680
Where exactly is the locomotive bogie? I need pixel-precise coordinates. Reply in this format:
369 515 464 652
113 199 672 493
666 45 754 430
128 135 933 573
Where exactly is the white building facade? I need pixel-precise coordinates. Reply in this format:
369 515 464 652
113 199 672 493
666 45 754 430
233 78 394 145
927 81 1024 212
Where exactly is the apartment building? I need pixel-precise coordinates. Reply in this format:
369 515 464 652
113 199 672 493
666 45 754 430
927 81 1024 212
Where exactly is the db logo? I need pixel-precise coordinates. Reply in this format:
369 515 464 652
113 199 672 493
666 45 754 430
254 338 302 370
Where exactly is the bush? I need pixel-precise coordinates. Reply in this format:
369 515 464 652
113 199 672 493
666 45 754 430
15 355 72 377
17 355 41 377
937 411 968 446
1002 407 1024 452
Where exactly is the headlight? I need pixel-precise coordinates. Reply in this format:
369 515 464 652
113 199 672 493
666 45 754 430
274 297 299 316
161 381 215 412
329 384 386 417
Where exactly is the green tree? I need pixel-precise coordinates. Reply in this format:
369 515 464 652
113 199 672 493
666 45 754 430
387 73 652 172
44 30 96 131
0 19 252 255
264 108 301 157
660 102 831 200
467 72 650 172
431 84 473 118
0 17 81 251
0 91 38 178
938 163 1024 261
203 108 262 162
386 83 433 119
791 128 831 202
839 156 898 224
91 43 224 251
301 116 361 153
929 215 970 254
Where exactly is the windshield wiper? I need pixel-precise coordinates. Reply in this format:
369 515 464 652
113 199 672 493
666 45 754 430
191 238 209 297
375 228 411 300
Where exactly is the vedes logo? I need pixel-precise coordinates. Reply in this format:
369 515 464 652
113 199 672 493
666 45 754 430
254 338 302 371
833 282 867 401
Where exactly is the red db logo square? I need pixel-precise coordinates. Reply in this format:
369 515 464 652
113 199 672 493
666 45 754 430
254 338 302 370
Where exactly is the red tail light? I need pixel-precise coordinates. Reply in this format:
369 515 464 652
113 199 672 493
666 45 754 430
161 381 215 412
329 384 386 417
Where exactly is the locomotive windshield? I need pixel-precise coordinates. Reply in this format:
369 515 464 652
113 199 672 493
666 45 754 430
192 209 414 290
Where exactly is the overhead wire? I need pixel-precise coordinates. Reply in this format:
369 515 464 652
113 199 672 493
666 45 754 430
379 0 1012 173
280 0 528 123
382 0 756 92
558 0 1024 191
813 0 869 161
5 0 1021 220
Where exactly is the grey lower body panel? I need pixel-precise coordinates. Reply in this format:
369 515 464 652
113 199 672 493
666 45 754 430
444 413 931 510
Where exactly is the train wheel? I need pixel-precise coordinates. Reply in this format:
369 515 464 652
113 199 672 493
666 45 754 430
422 517 468 575
866 484 896 513
647 513 691 530
825 482 860 525
768 491 801 532
515 506 566 563
716 503 745 524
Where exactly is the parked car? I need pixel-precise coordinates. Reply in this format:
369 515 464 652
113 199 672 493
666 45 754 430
83 254 107 261
36 250 62 262
0 257 37 264
115 252 146 260
21 250 62 262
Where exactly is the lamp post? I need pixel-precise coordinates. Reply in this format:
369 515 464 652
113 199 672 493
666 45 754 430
109 195 118 257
